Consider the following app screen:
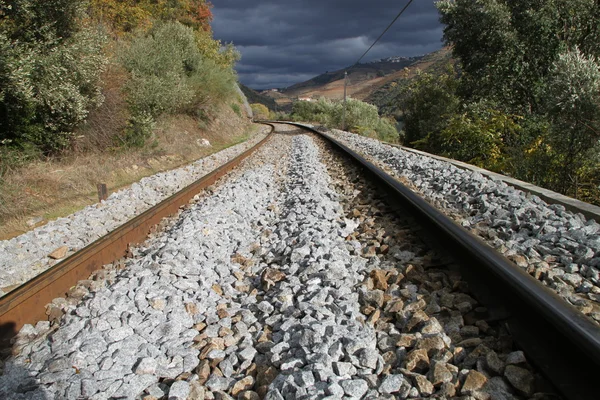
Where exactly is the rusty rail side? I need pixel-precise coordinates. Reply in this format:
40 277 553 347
0 127 273 344
268 121 600 400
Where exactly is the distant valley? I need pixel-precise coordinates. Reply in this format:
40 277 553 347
252 47 454 113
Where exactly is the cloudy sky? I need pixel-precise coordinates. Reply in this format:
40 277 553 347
212 0 445 89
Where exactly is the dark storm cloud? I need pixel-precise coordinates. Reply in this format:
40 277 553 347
212 0 445 89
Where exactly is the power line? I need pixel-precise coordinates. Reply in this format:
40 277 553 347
342 0 414 130
352 0 415 69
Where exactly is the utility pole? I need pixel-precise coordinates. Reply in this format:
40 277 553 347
342 71 348 131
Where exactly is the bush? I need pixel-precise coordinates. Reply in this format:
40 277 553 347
436 104 521 169
119 21 237 145
120 112 155 148
273 111 291 121
375 118 400 142
230 103 241 116
543 48 600 194
0 1 108 154
250 103 270 120
90 0 214 34
396 66 460 148
291 98 400 142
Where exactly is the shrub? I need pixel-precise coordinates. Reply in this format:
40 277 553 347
375 118 400 142
396 66 460 148
0 1 108 154
436 105 521 169
119 21 237 145
90 0 214 34
120 112 155 148
543 48 600 194
291 97 399 142
230 103 241 116
250 103 270 120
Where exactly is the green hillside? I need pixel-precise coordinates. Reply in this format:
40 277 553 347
239 84 279 111
366 48 456 118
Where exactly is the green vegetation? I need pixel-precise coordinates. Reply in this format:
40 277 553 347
239 84 279 112
119 22 237 146
366 48 456 118
391 0 600 205
0 0 107 155
250 103 270 120
291 98 400 142
1 0 241 162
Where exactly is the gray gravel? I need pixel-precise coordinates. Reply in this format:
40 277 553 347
253 134 381 398
0 131 554 399
0 133 289 399
328 128 600 321
0 129 268 295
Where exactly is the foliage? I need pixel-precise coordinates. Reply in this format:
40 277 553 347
437 0 600 113
272 111 291 121
230 103 241 117
366 48 457 117
195 29 240 69
121 111 155 147
291 98 400 142
0 0 108 154
1 0 87 41
118 21 237 146
250 103 270 120
90 0 213 34
0 0 242 194
437 104 522 170
543 48 600 193
239 84 279 111
425 0 600 203
396 66 460 147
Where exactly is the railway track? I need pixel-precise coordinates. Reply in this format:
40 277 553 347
0 123 598 399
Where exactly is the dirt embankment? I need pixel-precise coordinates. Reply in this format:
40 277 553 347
0 104 255 240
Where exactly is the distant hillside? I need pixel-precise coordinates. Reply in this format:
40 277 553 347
366 47 457 117
283 56 421 96
260 48 454 109
239 84 279 111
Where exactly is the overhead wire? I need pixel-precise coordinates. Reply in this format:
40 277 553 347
342 0 415 129
350 0 415 69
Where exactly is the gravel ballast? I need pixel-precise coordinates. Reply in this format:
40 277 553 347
0 129 269 295
328 128 600 322
0 133 290 399
0 130 553 399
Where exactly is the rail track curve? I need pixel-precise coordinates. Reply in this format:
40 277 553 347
0 122 598 399
0 127 275 347
262 121 600 400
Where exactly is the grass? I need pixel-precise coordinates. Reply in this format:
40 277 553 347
0 104 255 240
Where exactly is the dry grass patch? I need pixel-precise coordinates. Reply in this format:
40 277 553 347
0 105 256 239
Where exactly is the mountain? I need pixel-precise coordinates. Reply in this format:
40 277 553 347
279 56 422 100
366 47 456 116
239 84 280 111
261 47 454 111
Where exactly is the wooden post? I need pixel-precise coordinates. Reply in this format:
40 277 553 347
97 183 108 202
342 71 348 131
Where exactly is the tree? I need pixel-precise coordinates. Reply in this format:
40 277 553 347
90 0 213 34
250 103 269 120
544 48 600 193
118 22 237 146
439 103 522 170
436 0 600 198
437 0 600 114
1 0 87 41
396 65 460 149
0 0 107 153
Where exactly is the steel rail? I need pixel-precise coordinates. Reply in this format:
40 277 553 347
267 121 600 400
0 126 274 349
